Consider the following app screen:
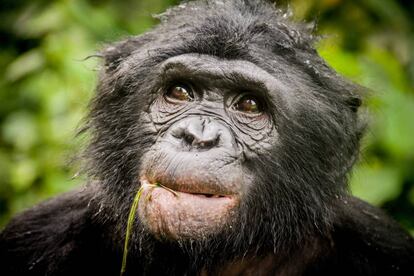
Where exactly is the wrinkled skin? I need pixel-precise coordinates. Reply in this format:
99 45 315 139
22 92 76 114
138 54 276 239
1 1 414 276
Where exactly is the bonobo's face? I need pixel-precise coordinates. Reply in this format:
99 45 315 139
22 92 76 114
138 54 277 239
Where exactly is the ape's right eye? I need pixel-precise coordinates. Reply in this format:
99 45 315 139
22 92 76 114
166 84 194 102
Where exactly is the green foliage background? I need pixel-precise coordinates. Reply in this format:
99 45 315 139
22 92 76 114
0 0 413 233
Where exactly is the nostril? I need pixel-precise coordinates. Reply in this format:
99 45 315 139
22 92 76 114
198 140 210 149
192 134 220 149
184 133 195 145
197 136 219 149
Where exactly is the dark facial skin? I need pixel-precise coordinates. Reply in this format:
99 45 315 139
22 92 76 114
138 54 277 239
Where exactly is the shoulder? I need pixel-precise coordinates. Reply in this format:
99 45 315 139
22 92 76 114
0 184 109 275
311 196 414 276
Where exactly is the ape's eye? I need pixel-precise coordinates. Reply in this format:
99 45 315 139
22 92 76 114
234 95 262 113
166 84 194 102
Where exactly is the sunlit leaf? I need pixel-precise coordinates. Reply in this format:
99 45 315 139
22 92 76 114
350 163 403 205
5 50 45 82
2 112 38 151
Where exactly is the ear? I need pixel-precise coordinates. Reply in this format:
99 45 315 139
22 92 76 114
347 95 362 113
101 34 153 72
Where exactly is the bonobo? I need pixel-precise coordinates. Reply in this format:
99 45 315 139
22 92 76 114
1 0 413 275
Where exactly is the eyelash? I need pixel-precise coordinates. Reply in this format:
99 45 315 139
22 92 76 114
165 84 194 102
161 80 266 114
232 93 265 112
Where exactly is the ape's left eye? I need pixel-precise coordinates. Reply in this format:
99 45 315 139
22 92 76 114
234 95 262 114
166 84 194 102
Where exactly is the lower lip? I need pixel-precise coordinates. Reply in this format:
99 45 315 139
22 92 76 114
137 181 238 239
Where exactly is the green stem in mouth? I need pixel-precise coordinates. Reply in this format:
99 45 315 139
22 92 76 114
120 182 178 276
120 185 144 276
155 182 179 197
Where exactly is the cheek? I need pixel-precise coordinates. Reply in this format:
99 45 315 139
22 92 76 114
230 114 277 156
149 95 192 127
239 132 279 160
137 186 239 240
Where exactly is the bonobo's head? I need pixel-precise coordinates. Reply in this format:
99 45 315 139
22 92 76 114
86 0 364 255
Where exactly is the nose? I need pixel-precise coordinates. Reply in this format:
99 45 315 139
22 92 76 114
183 118 219 149
170 117 227 151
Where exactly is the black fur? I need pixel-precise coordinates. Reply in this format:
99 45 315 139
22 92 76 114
1 1 413 275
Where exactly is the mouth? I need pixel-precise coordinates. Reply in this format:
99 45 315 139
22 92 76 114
137 176 239 239
189 193 227 198
141 173 236 198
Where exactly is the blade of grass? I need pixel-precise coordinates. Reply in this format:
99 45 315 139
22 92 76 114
120 182 178 276
120 186 144 276
156 182 179 197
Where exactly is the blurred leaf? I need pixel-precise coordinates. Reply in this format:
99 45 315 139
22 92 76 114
0 150 11 182
5 50 44 81
2 111 38 151
14 3 65 38
378 92 414 158
318 40 363 81
363 0 408 28
10 158 37 191
351 163 403 205
409 186 414 206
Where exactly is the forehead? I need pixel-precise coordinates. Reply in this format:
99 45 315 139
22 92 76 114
160 54 287 92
